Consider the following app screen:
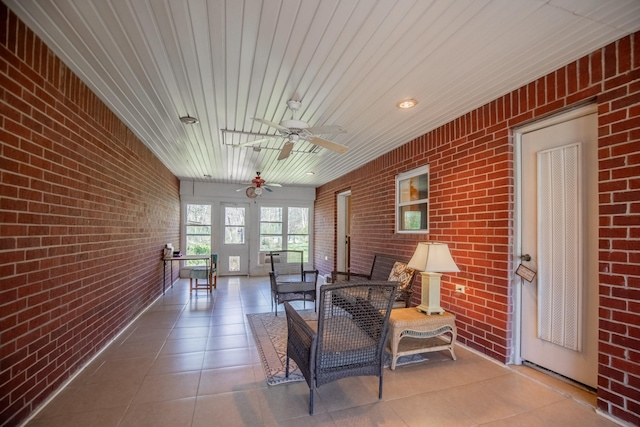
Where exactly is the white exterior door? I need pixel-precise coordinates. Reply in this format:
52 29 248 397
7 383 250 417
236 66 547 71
219 203 249 275
518 106 598 388
337 191 351 272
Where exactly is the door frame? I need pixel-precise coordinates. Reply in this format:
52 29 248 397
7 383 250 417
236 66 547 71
512 103 597 365
336 190 351 272
218 201 250 276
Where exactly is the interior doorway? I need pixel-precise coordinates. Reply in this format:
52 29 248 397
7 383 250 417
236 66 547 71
515 104 598 388
336 190 351 272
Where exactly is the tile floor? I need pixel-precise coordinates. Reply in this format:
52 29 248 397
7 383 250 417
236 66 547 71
23 276 618 427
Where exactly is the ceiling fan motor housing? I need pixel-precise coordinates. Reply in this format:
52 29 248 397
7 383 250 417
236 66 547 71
280 119 309 129
286 100 301 111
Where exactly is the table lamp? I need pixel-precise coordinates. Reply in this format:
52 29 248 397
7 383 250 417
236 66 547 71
407 242 459 314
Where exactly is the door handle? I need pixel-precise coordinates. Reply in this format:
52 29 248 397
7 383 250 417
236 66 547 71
520 254 531 262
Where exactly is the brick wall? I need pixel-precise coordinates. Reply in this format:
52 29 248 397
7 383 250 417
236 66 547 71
0 5 181 426
315 33 640 425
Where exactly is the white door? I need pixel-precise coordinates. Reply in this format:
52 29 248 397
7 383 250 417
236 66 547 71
219 203 249 276
518 107 598 388
336 191 351 272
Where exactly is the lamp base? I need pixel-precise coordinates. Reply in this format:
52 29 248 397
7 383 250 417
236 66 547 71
416 304 444 315
417 271 444 315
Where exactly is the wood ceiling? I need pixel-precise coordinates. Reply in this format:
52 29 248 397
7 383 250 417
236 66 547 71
6 0 640 188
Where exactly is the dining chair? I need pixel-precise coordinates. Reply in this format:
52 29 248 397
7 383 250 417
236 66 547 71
189 253 217 293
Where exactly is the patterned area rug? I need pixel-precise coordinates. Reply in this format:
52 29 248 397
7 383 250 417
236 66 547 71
247 311 427 386
247 311 315 385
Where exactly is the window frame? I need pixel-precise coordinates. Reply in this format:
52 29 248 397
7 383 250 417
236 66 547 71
395 164 430 234
223 205 246 245
259 206 283 252
185 203 212 266
259 205 311 262
287 206 310 262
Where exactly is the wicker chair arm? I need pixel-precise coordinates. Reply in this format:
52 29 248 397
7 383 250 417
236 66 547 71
284 302 317 390
284 302 316 343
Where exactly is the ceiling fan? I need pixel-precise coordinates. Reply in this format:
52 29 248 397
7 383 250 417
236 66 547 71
236 172 282 198
238 100 348 160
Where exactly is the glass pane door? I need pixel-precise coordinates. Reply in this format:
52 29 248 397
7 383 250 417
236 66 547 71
219 203 249 275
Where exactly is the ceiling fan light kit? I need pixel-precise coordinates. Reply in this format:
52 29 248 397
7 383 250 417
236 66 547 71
238 172 282 198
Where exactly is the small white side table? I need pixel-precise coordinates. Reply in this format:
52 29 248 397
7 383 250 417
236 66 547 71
387 308 457 370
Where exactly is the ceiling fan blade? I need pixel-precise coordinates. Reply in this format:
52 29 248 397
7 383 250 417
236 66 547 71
253 118 288 132
236 186 249 192
263 186 273 192
278 142 294 160
307 125 346 135
309 136 348 154
265 182 282 187
236 137 273 147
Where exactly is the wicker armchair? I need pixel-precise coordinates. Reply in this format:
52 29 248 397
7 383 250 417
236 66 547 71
269 250 318 315
284 281 397 414
331 253 416 308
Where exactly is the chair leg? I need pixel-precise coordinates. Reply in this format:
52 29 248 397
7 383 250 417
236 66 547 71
378 375 383 399
309 388 314 415
209 272 217 289
189 278 193 293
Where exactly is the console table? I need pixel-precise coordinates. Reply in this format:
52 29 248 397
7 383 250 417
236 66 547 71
162 255 210 294
387 308 457 370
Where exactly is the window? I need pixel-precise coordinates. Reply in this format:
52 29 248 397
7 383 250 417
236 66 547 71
288 207 309 261
260 206 310 262
260 207 283 251
396 165 429 233
185 204 211 265
224 206 245 244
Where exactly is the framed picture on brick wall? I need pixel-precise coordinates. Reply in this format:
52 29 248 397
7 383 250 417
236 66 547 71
396 165 429 233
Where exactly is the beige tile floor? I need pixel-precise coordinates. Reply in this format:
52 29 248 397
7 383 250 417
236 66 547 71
23 276 618 427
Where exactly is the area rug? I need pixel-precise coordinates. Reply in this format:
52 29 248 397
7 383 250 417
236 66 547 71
247 311 427 386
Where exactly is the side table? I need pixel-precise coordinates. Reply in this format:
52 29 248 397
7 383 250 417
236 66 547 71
387 308 457 370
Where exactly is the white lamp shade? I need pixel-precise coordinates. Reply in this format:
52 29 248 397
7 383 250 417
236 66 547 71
407 242 460 273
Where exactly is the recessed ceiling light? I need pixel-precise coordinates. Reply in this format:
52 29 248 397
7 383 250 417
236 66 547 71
397 99 418 109
180 115 199 124
306 171 315 175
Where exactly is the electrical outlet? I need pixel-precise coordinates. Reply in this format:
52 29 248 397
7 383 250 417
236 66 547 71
455 285 465 294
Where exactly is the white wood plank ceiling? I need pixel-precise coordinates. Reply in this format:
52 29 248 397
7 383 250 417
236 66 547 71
6 0 640 188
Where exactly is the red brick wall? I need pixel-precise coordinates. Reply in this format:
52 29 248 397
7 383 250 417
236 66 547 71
0 5 180 426
597 34 640 425
315 33 640 425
